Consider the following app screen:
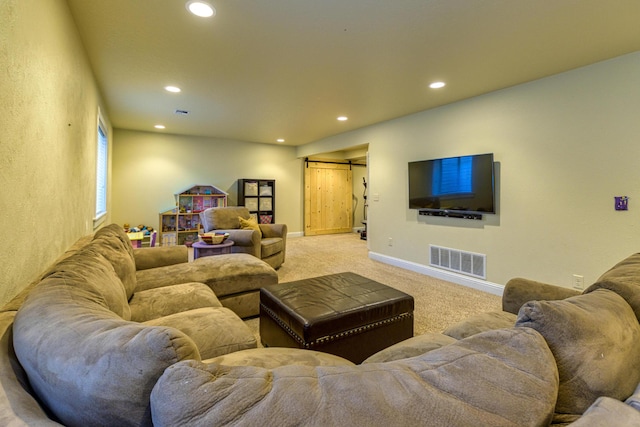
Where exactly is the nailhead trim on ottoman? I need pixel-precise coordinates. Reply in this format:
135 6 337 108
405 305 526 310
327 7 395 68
259 272 414 363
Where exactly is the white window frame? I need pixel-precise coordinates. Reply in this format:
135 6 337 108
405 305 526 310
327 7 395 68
93 110 108 228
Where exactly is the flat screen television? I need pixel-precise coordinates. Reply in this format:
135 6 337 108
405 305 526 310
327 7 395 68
408 153 495 217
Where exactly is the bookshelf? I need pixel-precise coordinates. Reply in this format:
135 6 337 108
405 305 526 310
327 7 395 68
237 179 275 223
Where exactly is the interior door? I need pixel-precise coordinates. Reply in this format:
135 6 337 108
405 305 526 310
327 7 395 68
304 160 353 236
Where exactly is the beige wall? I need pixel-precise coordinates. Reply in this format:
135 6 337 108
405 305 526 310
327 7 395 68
299 51 640 290
3 0 639 305
0 0 111 305
111 130 303 234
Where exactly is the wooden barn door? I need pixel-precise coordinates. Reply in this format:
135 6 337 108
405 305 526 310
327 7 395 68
304 160 353 236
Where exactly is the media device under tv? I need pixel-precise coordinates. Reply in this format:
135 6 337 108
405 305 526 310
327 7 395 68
408 153 495 220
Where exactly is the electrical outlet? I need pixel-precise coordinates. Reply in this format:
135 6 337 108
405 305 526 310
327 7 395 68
572 274 584 290
388 237 393 246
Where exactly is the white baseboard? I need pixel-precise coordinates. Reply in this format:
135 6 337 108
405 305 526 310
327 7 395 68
369 251 504 297
287 231 364 237
288 230 363 238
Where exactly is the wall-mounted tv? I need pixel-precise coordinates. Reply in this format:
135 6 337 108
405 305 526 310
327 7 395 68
408 153 495 219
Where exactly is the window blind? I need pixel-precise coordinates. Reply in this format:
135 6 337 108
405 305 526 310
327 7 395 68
432 156 472 196
95 123 108 218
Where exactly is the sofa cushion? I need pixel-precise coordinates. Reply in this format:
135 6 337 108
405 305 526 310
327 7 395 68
14 281 200 427
41 249 131 320
206 347 355 368
91 224 138 299
567 396 640 427
144 307 257 359
200 207 250 231
516 289 640 418
260 237 283 258
363 332 457 363
626 382 640 411
151 327 558 427
129 282 222 322
585 253 640 321
239 216 261 233
443 311 516 339
94 223 135 259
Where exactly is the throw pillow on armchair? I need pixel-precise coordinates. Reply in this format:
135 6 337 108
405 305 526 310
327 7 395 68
239 216 261 233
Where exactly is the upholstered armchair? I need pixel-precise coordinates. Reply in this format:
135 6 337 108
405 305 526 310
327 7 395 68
199 206 287 269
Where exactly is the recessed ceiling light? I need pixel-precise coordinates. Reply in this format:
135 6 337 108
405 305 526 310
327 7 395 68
337 116 348 121
164 86 181 93
276 138 285 143
155 125 166 129
429 81 446 89
186 1 215 18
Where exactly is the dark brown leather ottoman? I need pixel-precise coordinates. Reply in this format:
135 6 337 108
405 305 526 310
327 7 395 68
259 272 414 363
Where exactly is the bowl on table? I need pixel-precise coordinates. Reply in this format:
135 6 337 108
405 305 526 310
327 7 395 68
200 232 229 245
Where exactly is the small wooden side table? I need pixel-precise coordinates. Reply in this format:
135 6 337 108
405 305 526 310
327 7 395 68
192 240 235 259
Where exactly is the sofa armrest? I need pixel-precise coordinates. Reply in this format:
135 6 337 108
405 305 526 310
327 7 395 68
0 311 64 426
259 223 287 238
502 277 582 314
133 246 188 271
218 229 261 257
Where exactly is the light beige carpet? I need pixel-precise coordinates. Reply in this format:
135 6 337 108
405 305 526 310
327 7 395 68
244 233 501 343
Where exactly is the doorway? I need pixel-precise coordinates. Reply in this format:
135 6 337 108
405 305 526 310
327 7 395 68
304 159 353 236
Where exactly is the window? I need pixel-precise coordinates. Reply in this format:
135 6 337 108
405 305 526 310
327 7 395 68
94 113 108 226
432 156 472 196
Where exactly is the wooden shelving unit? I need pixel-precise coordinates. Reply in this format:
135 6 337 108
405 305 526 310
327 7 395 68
237 179 275 223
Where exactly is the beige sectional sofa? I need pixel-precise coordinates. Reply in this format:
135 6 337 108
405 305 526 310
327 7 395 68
149 253 640 426
1 223 277 426
3 227 640 425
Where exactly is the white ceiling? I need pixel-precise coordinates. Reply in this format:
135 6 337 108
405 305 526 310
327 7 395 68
66 0 640 146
